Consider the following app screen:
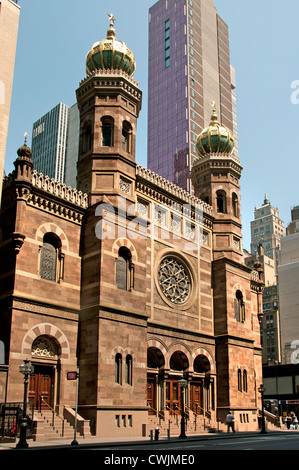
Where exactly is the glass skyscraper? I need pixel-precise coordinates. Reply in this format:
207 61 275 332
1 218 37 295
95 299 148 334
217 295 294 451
147 0 239 192
31 102 69 183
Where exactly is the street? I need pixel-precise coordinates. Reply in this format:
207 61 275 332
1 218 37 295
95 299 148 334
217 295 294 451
93 432 299 452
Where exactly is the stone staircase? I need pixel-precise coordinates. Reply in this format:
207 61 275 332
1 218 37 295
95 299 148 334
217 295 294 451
32 408 91 442
148 410 227 438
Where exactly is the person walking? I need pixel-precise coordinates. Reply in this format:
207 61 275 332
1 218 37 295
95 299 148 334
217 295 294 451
226 411 236 433
291 413 298 430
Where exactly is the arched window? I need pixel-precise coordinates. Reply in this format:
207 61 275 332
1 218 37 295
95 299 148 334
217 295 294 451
234 290 245 323
40 233 63 282
125 355 133 385
82 122 92 153
216 190 227 213
122 121 132 153
115 353 122 384
232 193 239 217
101 116 114 147
200 193 210 205
238 369 242 392
243 370 248 392
115 247 134 291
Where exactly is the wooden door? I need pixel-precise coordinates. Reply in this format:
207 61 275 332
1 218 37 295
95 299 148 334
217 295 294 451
147 379 156 414
190 382 203 414
166 380 181 415
28 366 53 409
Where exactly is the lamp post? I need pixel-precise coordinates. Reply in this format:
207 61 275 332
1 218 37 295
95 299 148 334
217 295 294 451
258 383 267 434
16 359 34 449
178 378 188 439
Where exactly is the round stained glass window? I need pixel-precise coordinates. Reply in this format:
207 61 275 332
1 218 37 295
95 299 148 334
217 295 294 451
158 257 191 305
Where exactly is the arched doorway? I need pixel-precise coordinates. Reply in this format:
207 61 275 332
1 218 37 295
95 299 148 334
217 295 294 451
166 351 189 415
147 347 165 415
28 335 60 410
191 354 212 415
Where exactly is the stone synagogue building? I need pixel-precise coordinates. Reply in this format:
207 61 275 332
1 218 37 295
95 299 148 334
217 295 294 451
0 18 264 439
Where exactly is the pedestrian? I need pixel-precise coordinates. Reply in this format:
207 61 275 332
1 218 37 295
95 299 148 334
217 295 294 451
286 414 292 430
292 413 298 430
226 411 236 433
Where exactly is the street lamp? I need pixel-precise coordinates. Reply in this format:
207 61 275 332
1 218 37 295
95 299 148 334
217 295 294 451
178 378 188 439
16 359 34 449
258 383 267 434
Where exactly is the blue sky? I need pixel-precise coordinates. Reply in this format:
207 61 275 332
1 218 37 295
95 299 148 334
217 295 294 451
5 0 299 251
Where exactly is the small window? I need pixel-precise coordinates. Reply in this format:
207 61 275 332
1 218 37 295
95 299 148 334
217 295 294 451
216 190 227 214
234 290 245 323
232 193 239 217
116 247 134 291
115 353 122 384
101 117 114 147
238 369 242 392
122 121 132 153
125 355 133 385
243 370 248 392
40 233 62 282
82 122 92 153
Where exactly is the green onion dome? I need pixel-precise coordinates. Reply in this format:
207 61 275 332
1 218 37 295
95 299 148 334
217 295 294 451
196 102 235 157
86 14 136 77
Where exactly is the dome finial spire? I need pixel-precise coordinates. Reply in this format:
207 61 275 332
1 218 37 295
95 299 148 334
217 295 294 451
210 100 219 124
107 13 116 38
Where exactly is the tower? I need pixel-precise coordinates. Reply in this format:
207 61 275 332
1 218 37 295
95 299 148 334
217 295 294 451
191 104 263 419
76 14 142 206
250 195 284 270
191 102 243 264
147 0 238 192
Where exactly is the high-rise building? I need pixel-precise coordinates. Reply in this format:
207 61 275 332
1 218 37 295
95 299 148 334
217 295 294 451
278 207 299 364
64 104 80 188
250 195 285 270
147 0 238 192
244 245 281 365
31 103 69 183
0 0 20 204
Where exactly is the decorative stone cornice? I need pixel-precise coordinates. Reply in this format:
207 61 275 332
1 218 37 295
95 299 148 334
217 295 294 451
31 171 88 209
136 164 213 217
79 68 140 89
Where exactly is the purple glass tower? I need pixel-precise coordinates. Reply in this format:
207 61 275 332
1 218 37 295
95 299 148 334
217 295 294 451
147 0 238 192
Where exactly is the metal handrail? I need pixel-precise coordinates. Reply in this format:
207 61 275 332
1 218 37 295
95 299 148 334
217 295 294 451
190 403 212 419
39 396 65 437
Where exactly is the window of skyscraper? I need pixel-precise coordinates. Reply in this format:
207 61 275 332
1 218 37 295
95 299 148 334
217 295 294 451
165 19 170 68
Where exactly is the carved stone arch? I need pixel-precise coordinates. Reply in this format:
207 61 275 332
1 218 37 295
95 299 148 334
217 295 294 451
36 223 69 252
167 342 192 371
191 347 216 374
147 339 167 369
232 283 246 302
124 347 135 358
21 323 70 360
112 346 125 358
112 238 138 262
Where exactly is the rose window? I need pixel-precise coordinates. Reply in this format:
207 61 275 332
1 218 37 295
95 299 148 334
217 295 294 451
158 257 191 304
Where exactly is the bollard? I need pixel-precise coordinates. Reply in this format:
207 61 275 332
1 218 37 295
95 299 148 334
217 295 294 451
155 426 159 441
150 429 153 441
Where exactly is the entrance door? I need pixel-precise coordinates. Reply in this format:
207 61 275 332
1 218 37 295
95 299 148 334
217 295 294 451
28 365 54 410
147 379 156 415
190 382 203 414
166 380 181 415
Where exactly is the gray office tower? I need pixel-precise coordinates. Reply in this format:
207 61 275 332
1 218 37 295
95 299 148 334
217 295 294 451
31 103 79 187
148 0 239 192
31 103 69 183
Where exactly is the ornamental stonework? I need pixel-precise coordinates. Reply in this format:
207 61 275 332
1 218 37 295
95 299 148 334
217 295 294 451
158 256 191 305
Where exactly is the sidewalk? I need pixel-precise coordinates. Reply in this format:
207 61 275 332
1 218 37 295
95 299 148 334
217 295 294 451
0 429 293 451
